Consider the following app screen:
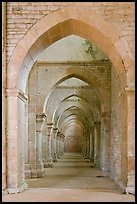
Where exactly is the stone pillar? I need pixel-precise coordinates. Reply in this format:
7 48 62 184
28 66 37 178
81 134 86 156
6 88 28 193
62 134 65 155
86 132 90 159
56 131 61 159
35 114 46 177
44 130 49 168
60 134 64 156
83 132 87 157
119 86 135 194
101 112 111 176
59 133 62 156
24 89 31 179
42 117 47 167
84 130 90 158
94 121 101 167
52 127 58 162
46 123 53 167
2 2 6 192
89 125 94 162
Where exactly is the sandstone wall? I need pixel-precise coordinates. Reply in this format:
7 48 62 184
6 2 135 64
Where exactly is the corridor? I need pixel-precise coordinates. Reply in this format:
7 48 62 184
2 2 135 198
3 153 135 202
26 153 119 189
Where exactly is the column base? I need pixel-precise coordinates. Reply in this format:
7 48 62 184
126 186 135 195
89 156 94 162
31 162 45 178
94 156 100 167
25 163 31 179
7 182 28 194
31 169 37 178
2 188 8 195
126 172 135 195
54 158 58 162
52 153 58 162
102 161 111 177
44 157 53 168
36 162 46 177
44 162 53 168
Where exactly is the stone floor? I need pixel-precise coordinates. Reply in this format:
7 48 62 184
2 153 135 202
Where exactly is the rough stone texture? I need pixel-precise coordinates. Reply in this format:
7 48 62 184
64 124 83 152
110 65 121 184
2 2 135 197
6 2 135 63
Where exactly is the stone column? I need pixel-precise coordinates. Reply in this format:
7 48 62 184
44 131 49 168
52 127 58 162
46 123 53 167
83 132 87 157
6 88 28 193
62 134 65 155
59 134 64 156
84 130 89 158
36 114 46 177
2 2 6 192
59 133 62 156
42 117 47 167
119 86 135 194
81 134 86 156
89 125 94 162
24 88 31 179
56 131 61 159
86 132 90 159
27 65 37 178
101 112 111 176
94 121 101 167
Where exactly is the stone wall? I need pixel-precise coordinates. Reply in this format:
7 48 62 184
64 124 83 152
6 2 135 63
3 2 135 194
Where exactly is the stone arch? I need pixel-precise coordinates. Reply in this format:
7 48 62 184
52 99 94 125
6 7 134 193
57 109 90 133
46 93 99 124
7 7 134 93
43 73 103 114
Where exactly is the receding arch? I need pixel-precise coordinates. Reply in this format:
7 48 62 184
52 100 94 125
43 73 103 114
5 6 135 194
56 106 90 131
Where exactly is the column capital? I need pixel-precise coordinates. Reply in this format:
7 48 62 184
36 114 47 132
47 123 54 128
57 131 61 137
47 123 54 136
53 127 58 131
36 114 47 122
60 133 64 138
6 88 28 102
53 127 58 134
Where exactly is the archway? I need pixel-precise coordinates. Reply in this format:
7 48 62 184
5 7 134 194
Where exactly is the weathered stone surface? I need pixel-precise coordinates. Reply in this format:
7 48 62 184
2 2 135 197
